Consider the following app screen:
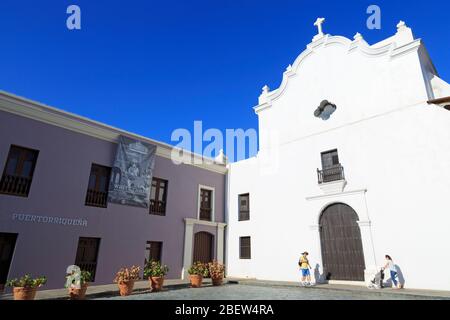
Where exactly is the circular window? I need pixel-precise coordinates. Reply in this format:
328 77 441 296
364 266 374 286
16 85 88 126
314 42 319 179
314 100 337 120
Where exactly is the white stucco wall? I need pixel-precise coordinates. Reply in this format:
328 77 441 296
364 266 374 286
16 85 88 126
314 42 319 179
226 23 450 291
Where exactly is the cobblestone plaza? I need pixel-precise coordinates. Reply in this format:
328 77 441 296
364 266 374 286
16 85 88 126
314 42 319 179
96 284 446 301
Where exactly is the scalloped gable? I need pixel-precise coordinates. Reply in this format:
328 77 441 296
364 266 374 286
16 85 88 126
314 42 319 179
255 21 426 114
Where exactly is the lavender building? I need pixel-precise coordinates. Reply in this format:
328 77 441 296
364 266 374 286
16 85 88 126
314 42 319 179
0 91 227 290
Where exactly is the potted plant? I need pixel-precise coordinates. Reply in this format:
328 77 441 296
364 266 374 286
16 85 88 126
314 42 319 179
208 260 225 286
6 275 47 300
114 265 140 296
144 260 169 292
65 270 92 300
188 261 208 288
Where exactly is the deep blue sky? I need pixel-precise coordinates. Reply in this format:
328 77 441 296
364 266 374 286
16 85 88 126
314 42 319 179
1 1 449 159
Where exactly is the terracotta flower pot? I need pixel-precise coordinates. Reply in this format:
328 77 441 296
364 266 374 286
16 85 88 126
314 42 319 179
118 280 135 296
149 276 164 292
189 275 203 288
69 283 89 300
212 276 223 286
13 287 37 300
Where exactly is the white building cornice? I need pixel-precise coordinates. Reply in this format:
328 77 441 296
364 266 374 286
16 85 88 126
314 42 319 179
0 90 228 175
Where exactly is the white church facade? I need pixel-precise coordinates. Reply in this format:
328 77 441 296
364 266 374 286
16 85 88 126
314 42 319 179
225 19 450 291
1 18 450 294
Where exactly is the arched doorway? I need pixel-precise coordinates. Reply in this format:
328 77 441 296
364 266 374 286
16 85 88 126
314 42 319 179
319 203 365 281
193 232 214 263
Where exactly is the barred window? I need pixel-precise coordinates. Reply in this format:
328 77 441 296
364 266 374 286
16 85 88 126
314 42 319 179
0 145 39 197
85 164 111 208
240 236 251 259
199 188 212 221
238 194 250 221
150 178 168 215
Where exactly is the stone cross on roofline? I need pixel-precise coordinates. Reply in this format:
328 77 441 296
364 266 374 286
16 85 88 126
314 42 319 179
313 17 326 42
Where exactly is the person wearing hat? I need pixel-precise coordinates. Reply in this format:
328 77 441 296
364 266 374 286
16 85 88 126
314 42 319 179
298 251 312 286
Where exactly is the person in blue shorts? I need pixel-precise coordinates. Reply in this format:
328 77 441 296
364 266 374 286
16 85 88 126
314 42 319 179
298 251 312 286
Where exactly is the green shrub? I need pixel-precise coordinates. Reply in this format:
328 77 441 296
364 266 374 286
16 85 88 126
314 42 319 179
188 261 209 277
6 274 47 288
144 260 169 278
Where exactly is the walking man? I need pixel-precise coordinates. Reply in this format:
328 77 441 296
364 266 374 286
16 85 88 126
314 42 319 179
299 251 313 287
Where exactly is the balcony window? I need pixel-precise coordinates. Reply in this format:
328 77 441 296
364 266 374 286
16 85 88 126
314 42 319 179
85 164 111 208
0 145 39 197
317 149 345 183
150 178 168 215
199 188 213 221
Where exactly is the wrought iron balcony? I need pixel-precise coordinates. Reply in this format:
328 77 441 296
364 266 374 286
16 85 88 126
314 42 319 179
317 165 345 184
0 174 33 197
150 199 166 215
200 207 212 221
85 189 108 208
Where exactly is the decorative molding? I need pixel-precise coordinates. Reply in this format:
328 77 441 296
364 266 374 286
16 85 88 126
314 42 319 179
181 219 195 280
253 33 423 114
319 179 347 194
216 224 225 263
357 220 372 227
253 102 272 114
353 32 363 41
0 91 228 175
185 219 196 226
390 39 422 59
306 188 367 201
182 217 227 278
184 218 227 228
307 35 328 50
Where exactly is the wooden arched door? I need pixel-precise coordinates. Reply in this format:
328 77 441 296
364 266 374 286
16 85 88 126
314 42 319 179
320 203 365 281
193 232 213 263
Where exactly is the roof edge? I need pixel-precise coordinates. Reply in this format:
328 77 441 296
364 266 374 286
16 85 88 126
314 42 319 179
0 90 228 175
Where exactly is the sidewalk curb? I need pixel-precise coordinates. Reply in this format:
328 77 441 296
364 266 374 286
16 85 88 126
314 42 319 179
0 279 229 300
47 283 193 300
44 280 231 300
231 280 450 300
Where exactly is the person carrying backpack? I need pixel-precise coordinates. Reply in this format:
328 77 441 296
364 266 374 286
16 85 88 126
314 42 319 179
298 251 313 287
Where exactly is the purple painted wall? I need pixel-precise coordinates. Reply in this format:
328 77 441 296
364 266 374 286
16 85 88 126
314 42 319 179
0 110 226 290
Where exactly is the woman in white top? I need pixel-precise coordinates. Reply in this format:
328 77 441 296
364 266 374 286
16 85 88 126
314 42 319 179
383 255 401 289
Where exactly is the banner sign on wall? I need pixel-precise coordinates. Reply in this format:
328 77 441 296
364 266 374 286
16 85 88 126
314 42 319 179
108 136 157 208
